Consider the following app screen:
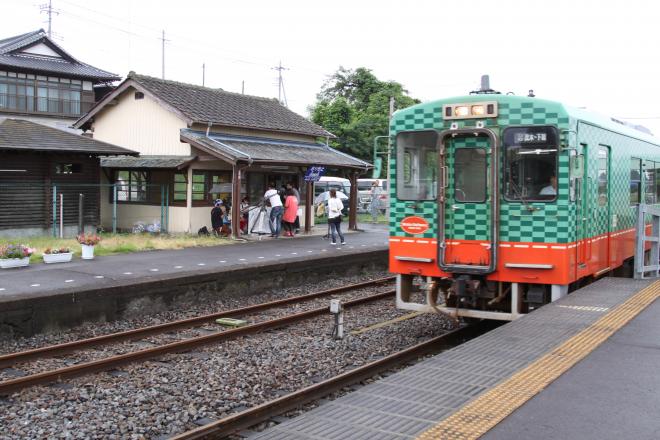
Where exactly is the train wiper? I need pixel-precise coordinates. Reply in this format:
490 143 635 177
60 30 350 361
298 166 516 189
508 180 537 212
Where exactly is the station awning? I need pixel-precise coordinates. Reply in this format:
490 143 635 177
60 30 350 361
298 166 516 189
100 155 196 169
180 130 371 170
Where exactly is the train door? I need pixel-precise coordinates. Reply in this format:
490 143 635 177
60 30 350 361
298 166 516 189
576 144 588 272
594 146 611 274
438 129 499 274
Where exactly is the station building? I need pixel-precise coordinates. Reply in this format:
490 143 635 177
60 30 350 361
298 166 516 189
74 72 371 236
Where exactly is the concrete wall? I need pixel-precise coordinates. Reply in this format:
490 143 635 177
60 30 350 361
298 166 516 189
91 87 189 155
0 250 387 338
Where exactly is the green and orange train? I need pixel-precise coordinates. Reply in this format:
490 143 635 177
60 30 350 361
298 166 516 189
389 89 658 320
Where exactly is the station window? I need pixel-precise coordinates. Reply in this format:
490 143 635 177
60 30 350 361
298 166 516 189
174 173 187 201
630 158 641 205
454 148 486 202
503 126 558 202
55 163 82 174
115 170 148 202
192 172 206 201
644 160 656 204
396 130 438 201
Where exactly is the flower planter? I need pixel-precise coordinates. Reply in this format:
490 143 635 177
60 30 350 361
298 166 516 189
81 244 95 260
43 252 73 264
0 257 30 269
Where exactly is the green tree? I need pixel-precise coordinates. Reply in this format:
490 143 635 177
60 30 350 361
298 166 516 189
310 67 420 164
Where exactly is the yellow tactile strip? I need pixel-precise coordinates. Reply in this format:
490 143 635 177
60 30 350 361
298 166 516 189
416 280 660 440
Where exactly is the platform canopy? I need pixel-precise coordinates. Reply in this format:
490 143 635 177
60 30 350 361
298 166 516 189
180 130 371 170
100 155 196 169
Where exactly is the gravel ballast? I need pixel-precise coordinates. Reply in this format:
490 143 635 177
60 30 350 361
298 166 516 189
0 271 456 439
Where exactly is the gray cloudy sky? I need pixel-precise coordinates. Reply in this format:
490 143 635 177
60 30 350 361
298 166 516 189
3 0 660 132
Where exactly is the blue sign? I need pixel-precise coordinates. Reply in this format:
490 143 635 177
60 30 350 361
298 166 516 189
304 166 326 182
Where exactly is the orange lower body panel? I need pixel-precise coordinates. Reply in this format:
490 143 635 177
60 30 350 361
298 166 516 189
390 227 637 285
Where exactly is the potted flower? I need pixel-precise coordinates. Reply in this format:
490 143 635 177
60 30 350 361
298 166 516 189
77 233 101 260
43 247 73 264
0 244 34 269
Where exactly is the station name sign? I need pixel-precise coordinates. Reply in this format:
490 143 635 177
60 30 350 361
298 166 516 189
304 166 326 182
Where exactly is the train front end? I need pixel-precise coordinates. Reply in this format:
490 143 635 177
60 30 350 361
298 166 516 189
390 94 573 321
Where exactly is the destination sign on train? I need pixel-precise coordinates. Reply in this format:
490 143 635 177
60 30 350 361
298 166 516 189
514 132 548 143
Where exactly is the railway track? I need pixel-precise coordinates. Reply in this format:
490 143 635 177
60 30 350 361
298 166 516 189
170 322 494 440
0 277 395 395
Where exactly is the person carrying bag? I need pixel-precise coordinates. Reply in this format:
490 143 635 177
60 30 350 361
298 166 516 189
327 189 345 245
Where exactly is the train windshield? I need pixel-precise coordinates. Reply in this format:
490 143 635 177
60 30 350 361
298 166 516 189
503 126 558 202
396 131 438 200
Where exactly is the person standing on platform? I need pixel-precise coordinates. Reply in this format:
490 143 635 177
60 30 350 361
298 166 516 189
283 189 299 237
327 188 346 245
286 182 301 233
369 181 382 223
264 183 283 238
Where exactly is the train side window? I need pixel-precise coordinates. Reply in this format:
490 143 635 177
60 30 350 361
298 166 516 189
630 158 641 205
503 126 558 202
597 148 608 206
644 160 656 204
396 130 438 201
454 148 486 202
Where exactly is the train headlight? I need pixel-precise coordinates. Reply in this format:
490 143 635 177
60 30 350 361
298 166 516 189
443 101 498 119
455 106 470 117
471 105 485 116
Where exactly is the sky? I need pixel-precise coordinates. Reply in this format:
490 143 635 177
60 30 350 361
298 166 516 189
2 0 660 133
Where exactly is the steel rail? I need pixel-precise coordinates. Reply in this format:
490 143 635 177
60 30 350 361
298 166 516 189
170 323 492 440
0 290 395 395
0 276 395 369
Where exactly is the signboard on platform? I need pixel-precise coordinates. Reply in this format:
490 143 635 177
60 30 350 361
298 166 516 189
304 166 326 182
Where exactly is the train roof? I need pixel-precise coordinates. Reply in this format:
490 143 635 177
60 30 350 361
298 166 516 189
394 94 660 146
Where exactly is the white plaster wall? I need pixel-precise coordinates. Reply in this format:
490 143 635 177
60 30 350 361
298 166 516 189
91 88 189 155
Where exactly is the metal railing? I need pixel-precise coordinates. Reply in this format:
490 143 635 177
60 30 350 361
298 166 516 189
634 203 660 279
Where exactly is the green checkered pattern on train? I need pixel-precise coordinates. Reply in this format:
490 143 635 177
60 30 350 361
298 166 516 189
444 136 491 240
388 94 660 242
388 105 441 238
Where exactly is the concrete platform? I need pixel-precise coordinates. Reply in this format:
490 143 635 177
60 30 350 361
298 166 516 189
252 277 660 440
0 225 388 337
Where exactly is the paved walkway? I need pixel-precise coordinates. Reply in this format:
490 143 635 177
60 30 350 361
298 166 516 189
0 224 388 302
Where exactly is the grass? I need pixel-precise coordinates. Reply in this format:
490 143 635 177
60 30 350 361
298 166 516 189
0 233 232 264
315 213 389 225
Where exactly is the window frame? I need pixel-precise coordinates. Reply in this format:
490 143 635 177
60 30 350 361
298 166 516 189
630 157 642 206
112 169 150 204
502 125 559 203
453 147 487 203
395 130 439 201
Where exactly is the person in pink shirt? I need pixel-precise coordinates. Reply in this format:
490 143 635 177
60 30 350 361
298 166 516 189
282 189 299 237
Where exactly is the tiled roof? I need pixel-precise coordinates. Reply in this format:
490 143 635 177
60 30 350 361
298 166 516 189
0 29 119 81
0 118 136 155
129 73 332 138
101 155 195 169
181 130 370 169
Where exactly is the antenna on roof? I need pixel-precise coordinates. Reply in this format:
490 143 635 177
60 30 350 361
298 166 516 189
272 61 289 106
202 63 205 87
39 0 59 38
470 74 501 95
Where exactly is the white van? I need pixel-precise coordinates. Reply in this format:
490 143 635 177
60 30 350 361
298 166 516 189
314 176 352 214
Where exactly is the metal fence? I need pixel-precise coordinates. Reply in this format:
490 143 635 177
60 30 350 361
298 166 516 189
0 182 169 238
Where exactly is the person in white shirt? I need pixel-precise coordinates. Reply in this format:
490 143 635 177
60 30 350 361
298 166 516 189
327 189 345 245
539 175 557 196
264 184 283 238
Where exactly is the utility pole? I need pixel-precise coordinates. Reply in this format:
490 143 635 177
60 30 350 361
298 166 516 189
160 30 169 80
40 0 58 38
241 80 245 94
202 63 205 86
272 61 289 106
